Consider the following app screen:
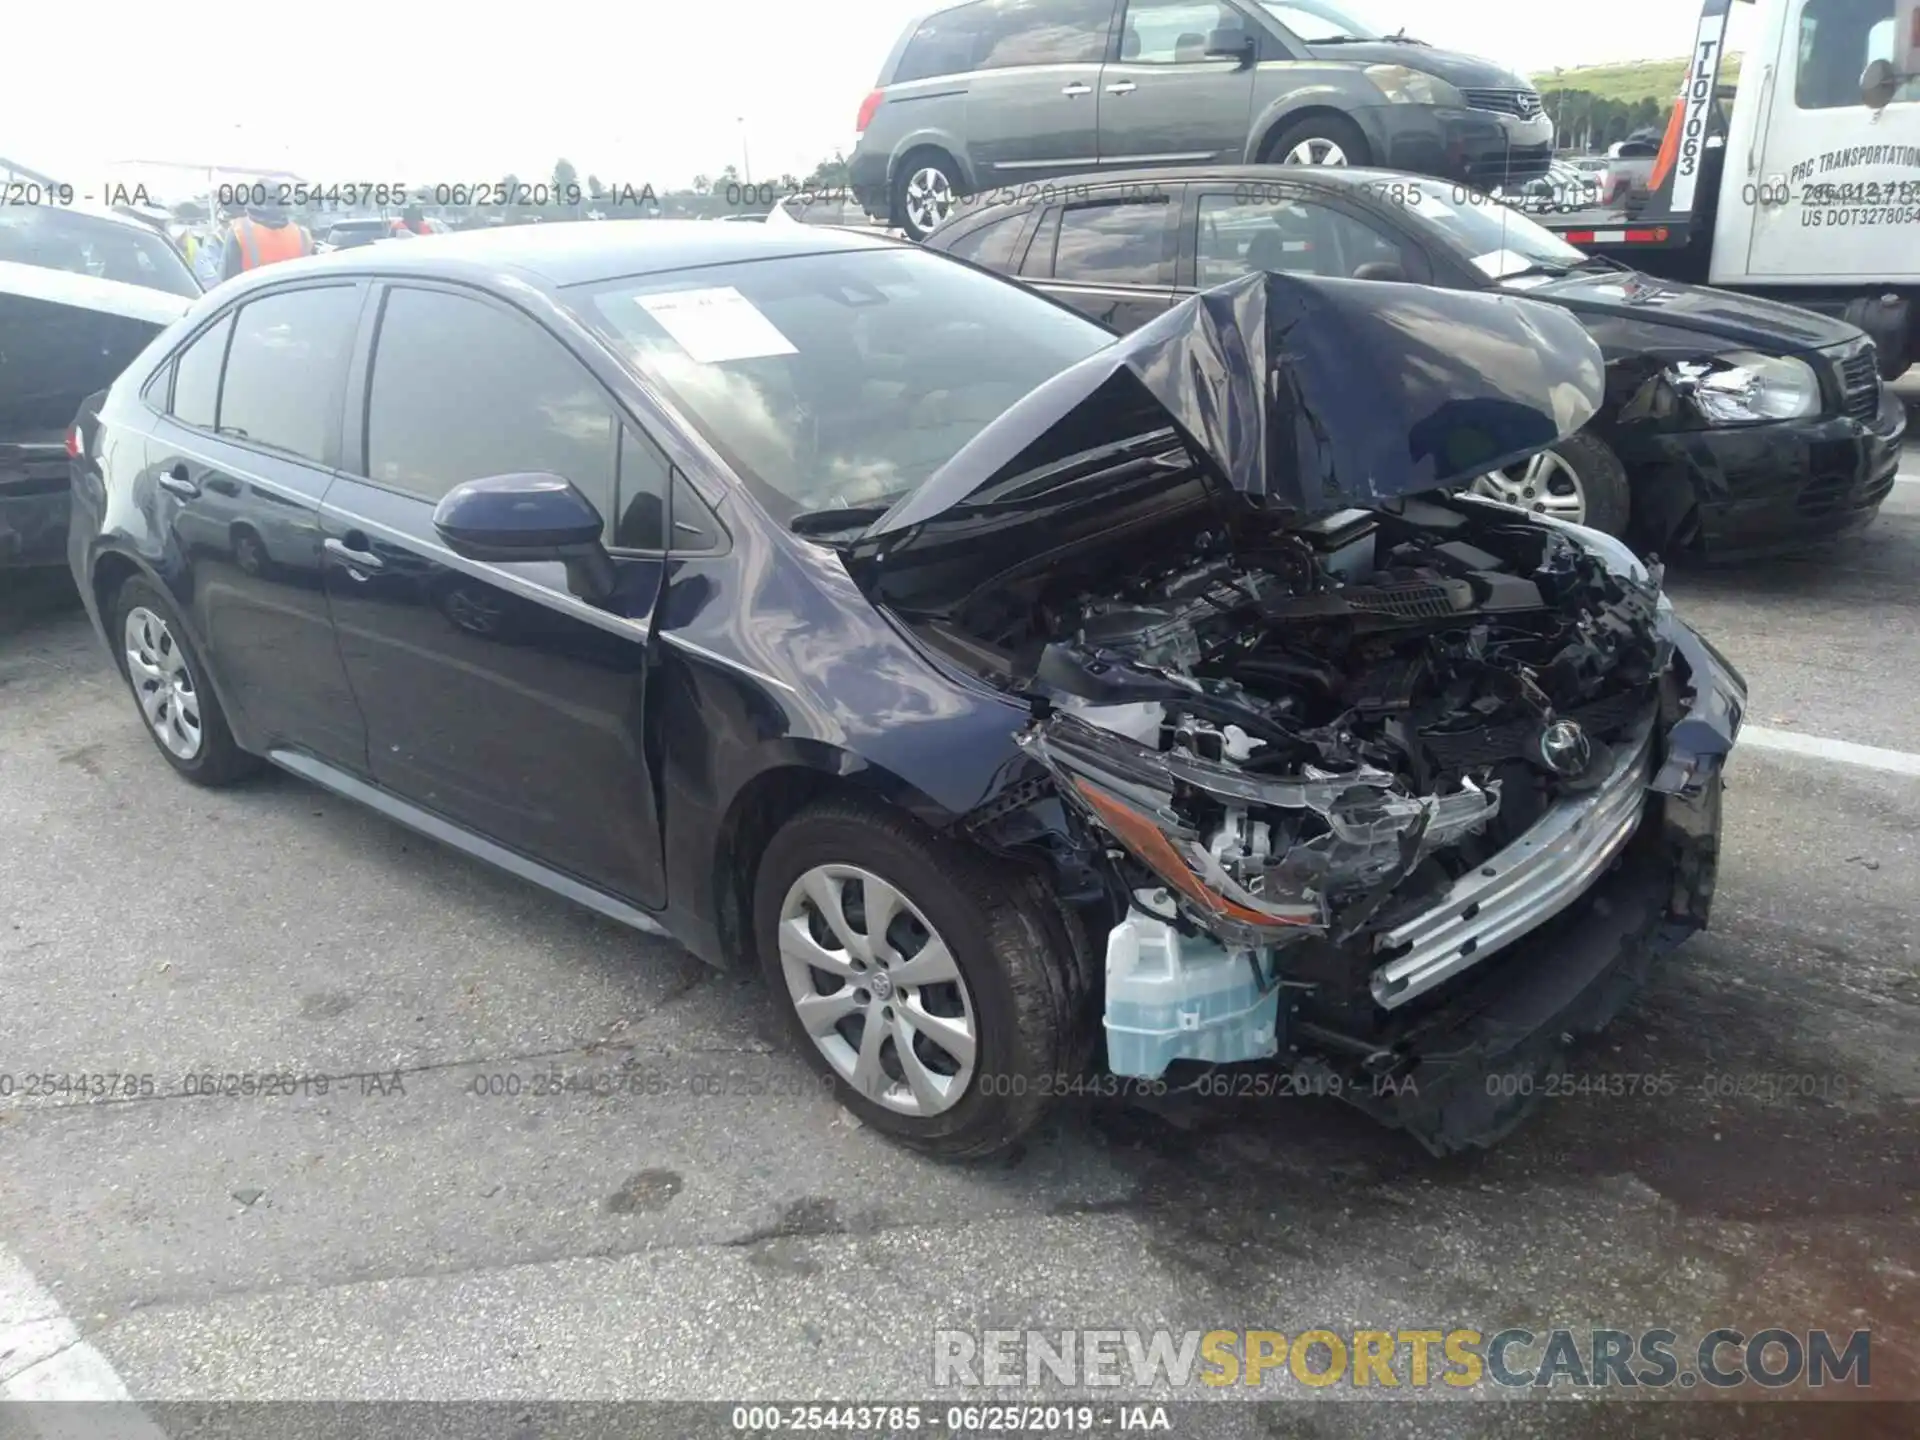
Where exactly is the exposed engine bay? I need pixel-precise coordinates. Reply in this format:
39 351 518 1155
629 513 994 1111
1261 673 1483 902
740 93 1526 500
932 495 1670 950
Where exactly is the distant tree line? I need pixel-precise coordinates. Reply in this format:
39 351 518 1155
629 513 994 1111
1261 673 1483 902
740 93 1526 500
1540 91 1673 153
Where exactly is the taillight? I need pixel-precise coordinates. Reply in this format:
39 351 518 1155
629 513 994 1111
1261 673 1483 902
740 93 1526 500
855 89 884 133
65 426 82 459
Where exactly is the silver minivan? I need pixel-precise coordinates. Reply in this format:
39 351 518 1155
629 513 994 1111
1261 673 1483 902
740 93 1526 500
849 0 1553 238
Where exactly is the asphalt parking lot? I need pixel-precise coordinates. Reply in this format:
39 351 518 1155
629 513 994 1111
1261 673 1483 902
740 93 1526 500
3 419 1917 1437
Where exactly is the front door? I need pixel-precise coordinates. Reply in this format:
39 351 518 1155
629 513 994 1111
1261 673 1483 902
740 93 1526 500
143 283 370 767
1098 0 1259 166
1743 0 1920 282
959 0 1119 183
319 282 669 908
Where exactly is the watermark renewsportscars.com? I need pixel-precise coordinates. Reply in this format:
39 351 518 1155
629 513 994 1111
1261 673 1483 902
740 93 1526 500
933 1327 1873 1392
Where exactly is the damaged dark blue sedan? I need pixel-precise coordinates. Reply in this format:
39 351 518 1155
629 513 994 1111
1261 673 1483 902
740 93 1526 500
67 222 1744 1159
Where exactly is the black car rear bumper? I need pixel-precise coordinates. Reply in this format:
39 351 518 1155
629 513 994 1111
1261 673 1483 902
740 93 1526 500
0 442 70 570
1617 388 1907 558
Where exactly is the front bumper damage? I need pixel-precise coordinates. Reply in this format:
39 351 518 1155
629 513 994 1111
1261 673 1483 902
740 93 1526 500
1026 604 1745 1153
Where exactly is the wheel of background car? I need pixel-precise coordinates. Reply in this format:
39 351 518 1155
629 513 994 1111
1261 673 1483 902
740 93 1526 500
893 153 962 241
112 575 262 786
1269 114 1371 169
751 796 1087 1159
1467 431 1631 537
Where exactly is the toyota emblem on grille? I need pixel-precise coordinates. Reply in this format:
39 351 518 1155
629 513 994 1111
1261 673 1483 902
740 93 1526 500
1538 719 1592 776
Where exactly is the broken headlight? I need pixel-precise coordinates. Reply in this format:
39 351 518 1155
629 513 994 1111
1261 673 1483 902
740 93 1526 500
1017 712 1500 941
1669 351 1819 425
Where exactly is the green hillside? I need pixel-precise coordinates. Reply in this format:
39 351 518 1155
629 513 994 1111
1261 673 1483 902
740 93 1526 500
1532 53 1744 102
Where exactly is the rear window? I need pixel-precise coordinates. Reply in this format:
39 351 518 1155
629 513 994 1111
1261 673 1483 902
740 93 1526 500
0 206 200 299
571 246 1113 520
893 0 1113 83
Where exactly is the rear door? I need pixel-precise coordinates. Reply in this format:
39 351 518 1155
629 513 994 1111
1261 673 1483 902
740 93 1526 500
141 282 371 766
319 280 670 908
955 0 1120 182
1098 0 1259 166
1026 189 1182 329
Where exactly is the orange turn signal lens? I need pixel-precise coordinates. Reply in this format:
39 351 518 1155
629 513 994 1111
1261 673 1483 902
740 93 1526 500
1072 779 1305 928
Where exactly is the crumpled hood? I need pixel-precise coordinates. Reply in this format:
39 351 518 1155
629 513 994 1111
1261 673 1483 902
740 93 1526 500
865 269 1606 538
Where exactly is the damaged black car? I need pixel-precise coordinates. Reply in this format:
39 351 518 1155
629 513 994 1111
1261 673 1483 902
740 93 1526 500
71 225 1743 1160
923 166 1907 558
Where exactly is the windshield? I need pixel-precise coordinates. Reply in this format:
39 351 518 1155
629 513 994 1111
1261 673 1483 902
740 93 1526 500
573 246 1114 521
0 206 200 299
1259 0 1381 41
1398 186 1590 280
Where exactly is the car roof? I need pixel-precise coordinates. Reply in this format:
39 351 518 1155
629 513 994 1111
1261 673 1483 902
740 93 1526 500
968 166 1464 202
246 218 905 292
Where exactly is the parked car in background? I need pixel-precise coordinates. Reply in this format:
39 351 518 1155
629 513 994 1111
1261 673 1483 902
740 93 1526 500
323 217 399 250
851 0 1554 239
923 166 1906 557
1 204 199 570
69 222 1743 1159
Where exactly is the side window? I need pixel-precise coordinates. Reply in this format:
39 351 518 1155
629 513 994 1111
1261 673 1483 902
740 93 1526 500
1196 194 1408 285
1053 199 1176 286
898 0 1112 78
218 287 360 464
1022 208 1063 277
168 313 233 430
1797 0 1917 108
1118 0 1244 63
975 0 1114 67
944 212 1031 272
615 426 671 549
671 476 724 551
364 287 618 525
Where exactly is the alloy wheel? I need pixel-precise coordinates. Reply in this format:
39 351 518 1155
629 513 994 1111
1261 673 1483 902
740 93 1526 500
777 863 978 1117
1284 138 1349 166
1469 449 1587 524
904 166 955 234
123 606 203 759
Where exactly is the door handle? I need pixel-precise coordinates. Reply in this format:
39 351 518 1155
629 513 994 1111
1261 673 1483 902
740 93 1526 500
324 535 385 573
1105 81 1137 94
1061 82 1092 96
158 464 199 499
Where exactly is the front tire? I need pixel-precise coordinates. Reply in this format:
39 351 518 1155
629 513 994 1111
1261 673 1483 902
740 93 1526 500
1468 430 1631 537
751 797 1085 1159
112 575 262 786
1267 114 1371 169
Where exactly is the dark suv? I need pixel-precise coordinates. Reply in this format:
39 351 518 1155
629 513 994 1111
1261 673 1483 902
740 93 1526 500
850 0 1553 237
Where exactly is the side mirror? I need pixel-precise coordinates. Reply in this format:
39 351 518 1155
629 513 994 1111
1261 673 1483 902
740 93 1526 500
1352 261 1408 283
1205 29 1255 66
1862 57 1902 112
432 472 616 603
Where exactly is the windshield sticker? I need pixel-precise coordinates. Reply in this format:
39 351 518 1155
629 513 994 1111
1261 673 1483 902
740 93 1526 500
635 286 797 363
1470 249 1536 280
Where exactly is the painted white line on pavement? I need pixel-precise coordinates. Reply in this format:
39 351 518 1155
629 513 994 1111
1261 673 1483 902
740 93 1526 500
1740 725 1920 777
0 1245 165 1436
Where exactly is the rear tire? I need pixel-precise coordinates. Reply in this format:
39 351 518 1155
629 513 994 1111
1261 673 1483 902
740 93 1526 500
1267 114 1371 169
111 575 262 787
892 152 963 240
751 796 1085 1159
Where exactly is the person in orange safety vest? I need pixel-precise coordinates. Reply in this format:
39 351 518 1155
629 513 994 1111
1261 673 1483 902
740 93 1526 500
219 200 314 280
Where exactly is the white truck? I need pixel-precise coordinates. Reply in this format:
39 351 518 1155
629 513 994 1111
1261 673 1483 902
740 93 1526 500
1542 0 1920 377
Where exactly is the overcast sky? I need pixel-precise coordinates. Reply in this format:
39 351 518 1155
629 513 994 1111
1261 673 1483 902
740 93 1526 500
3 0 1757 198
